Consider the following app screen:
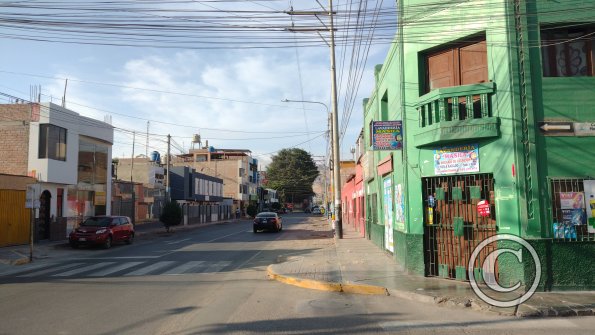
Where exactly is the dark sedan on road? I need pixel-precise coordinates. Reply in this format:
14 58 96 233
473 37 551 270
253 212 283 233
69 216 135 249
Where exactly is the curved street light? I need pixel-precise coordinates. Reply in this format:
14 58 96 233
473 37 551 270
282 98 340 235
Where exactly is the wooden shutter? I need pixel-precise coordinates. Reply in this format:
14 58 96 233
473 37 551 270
427 49 457 91
459 40 488 85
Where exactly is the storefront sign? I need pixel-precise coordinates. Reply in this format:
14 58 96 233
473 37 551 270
477 200 491 217
434 143 479 175
372 121 403 150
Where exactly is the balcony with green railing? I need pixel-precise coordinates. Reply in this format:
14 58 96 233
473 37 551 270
413 82 499 147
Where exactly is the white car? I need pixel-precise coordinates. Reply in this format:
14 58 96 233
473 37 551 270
312 208 322 215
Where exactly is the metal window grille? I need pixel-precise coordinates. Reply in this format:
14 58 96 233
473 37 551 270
549 178 595 242
423 173 497 281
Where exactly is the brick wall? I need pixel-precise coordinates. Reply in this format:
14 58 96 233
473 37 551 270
0 104 33 176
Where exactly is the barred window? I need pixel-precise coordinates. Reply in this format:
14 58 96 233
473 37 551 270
550 178 595 242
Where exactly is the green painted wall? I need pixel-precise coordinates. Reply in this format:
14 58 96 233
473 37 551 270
359 0 595 289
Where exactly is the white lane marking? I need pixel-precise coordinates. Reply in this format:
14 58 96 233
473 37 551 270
206 230 246 243
124 261 176 276
18 263 84 277
87 262 144 277
71 256 161 260
202 261 231 273
166 238 191 245
163 261 206 275
52 262 115 277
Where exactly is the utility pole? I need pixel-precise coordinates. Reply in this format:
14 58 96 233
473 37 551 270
146 121 150 157
285 1 342 238
328 0 343 239
166 134 171 202
131 131 136 224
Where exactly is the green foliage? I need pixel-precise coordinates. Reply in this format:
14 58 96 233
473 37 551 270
266 148 319 203
160 200 182 231
246 204 258 217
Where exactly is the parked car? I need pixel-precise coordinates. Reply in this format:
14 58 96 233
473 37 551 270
253 212 283 233
69 216 135 249
312 207 322 215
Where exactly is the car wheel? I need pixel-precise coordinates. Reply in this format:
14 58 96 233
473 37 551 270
125 233 134 245
103 236 112 249
253 226 258 233
279 224 282 231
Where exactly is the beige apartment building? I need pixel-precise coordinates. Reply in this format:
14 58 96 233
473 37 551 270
173 147 259 213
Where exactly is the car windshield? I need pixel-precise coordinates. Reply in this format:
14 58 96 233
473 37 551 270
256 213 276 218
81 217 112 227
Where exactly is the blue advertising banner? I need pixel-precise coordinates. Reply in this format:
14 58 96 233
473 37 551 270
372 121 403 150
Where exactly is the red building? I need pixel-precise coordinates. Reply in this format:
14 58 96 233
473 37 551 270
341 163 365 237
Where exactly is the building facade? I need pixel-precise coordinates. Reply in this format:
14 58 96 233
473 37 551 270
0 102 113 241
361 0 595 290
173 147 259 214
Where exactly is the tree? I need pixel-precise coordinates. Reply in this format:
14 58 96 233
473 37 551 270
160 200 182 232
266 148 319 204
246 204 258 217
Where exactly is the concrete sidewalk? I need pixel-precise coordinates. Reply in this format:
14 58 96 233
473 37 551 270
268 218 595 318
0 218 238 267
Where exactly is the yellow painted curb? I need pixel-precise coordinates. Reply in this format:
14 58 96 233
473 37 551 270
267 265 388 296
341 283 389 295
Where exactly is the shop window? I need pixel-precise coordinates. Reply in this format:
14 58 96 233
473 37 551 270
38 124 67 161
549 178 595 242
541 26 595 77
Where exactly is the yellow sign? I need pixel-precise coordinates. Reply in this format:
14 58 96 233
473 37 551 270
95 191 106 206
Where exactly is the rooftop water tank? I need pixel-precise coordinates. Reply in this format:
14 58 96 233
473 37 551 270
150 151 161 163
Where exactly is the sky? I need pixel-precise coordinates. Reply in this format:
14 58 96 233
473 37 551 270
0 0 396 168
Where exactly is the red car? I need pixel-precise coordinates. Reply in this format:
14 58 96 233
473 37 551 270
69 216 135 249
253 212 283 233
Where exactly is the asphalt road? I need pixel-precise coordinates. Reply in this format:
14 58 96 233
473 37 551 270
0 214 593 334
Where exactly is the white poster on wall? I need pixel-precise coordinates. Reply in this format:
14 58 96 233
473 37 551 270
383 177 394 253
583 180 595 234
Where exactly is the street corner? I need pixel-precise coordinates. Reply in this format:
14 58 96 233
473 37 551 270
266 264 342 292
266 264 389 296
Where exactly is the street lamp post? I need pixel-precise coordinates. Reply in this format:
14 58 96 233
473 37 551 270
282 98 342 238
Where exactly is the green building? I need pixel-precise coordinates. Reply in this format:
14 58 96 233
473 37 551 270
362 0 595 290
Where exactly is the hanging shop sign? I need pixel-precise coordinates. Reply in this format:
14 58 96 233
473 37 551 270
477 200 491 217
433 143 479 175
372 121 403 150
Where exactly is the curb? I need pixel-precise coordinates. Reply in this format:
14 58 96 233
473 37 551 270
266 265 389 295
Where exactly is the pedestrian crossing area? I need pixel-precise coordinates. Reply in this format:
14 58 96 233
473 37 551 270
3 260 233 279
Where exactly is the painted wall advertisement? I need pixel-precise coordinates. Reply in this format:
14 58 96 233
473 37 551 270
434 143 479 175
394 183 405 232
372 121 403 150
383 177 394 253
583 180 595 234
